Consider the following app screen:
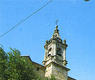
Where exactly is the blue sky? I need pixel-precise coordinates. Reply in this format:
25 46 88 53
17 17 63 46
0 0 95 80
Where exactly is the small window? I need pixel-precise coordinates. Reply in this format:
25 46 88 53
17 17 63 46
57 48 62 56
57 53 62 56
49 48 52 52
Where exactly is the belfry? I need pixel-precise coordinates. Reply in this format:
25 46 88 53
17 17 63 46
43 25 70 80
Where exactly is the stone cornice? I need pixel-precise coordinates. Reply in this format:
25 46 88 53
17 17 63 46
68 76 76 80
44 61 70 71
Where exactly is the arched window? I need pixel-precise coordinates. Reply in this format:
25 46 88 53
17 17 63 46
57 48 62 56
48 48 52 52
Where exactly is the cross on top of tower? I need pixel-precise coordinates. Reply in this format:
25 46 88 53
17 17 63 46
56 19 59 26
53 20 59 35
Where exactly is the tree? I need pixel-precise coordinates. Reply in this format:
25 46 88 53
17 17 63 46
0 48 37 80
0 47 8 80
7 48 37 80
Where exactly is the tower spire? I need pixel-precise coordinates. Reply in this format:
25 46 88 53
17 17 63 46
52 25 61 39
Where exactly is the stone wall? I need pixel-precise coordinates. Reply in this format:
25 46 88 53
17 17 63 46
51 63 68 80
32 61 45 78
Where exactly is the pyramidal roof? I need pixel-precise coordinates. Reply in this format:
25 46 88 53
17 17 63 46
44 25 63 46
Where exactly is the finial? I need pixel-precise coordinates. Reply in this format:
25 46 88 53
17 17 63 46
63 39 68 48
56 25 58 30
63 60 68 66
54 25 59 34
52 21 61 39
46 40 48 44
55 19 59 33
64 40 66 44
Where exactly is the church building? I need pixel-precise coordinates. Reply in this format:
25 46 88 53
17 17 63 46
25 25 76 80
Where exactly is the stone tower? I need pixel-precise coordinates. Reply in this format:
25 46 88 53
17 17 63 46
43 25 70 80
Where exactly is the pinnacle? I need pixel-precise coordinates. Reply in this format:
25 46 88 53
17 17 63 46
54 25 59 34
56 25 58 30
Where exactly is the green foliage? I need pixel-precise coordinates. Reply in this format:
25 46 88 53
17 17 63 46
37 75 56 80
0 48 37 80
0 47 8 80
50 75 56 80
7 48 37 80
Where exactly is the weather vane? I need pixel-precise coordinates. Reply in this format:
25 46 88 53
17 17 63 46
56 19 59 26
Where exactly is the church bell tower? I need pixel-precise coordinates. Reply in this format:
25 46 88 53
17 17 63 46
43 25 70 80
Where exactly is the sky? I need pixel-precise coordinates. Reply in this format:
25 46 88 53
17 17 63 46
0 0 95 80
